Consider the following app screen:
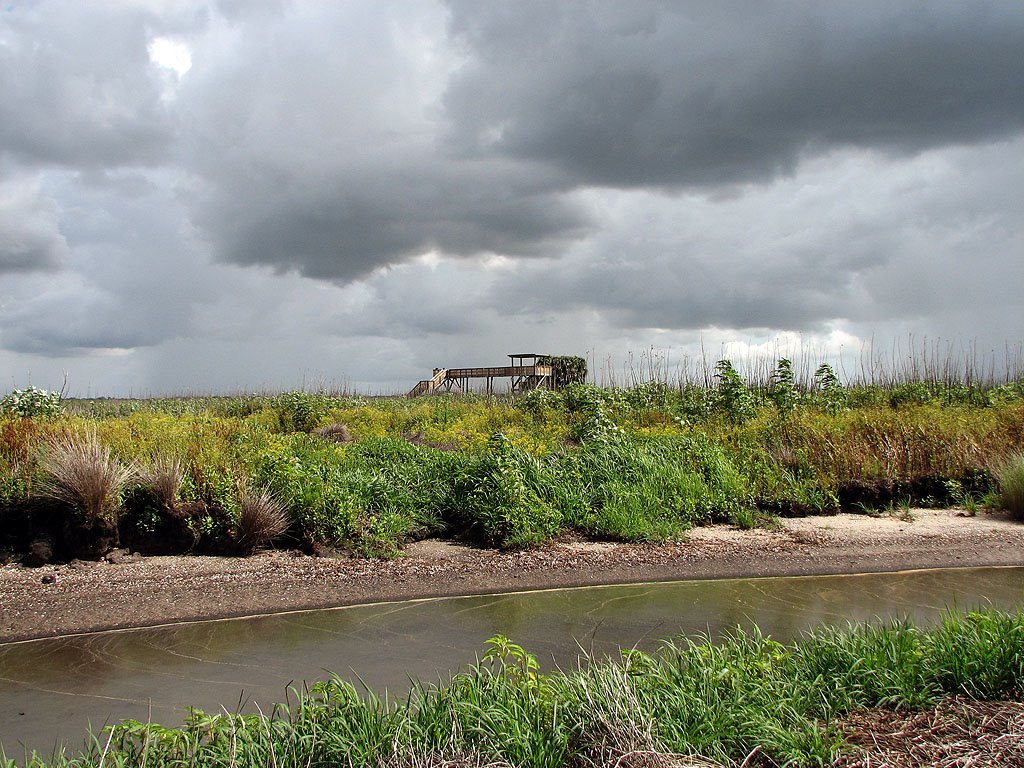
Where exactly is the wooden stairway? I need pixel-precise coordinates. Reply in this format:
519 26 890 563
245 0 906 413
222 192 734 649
408 368 448 398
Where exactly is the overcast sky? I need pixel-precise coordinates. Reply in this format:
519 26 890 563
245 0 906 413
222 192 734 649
2 1 1022 396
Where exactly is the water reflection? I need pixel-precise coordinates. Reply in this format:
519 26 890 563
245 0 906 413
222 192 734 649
2 566 1022 755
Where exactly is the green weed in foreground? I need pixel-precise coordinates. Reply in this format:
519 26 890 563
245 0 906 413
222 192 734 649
5 609 1022 768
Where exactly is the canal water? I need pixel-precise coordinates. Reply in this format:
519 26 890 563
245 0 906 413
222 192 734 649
1 566 1022 756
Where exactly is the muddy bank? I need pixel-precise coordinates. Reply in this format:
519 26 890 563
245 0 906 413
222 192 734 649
2 508 1023 643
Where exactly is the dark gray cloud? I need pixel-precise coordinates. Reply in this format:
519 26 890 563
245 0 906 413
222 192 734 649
193 163 588 282
0 172 67 273
176 2 588 282
496 141 1024 335
0 2 183 169
445 1 1024 187
0 171 212 356
175 0 1024 285
1 1 1022 395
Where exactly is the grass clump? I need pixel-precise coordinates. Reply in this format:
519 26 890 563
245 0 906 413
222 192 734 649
313 421 353 443
455 433 562 549
37 430 134 525
235 487 290 554
135 454 184 513
995 450 1024 520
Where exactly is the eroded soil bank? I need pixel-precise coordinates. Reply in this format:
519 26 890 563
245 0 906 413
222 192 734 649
2 508 1023 643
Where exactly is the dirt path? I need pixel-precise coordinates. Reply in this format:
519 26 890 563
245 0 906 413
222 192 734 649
2 508 1023 643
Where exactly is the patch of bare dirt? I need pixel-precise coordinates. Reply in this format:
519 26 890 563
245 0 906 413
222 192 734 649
833 695 1024 767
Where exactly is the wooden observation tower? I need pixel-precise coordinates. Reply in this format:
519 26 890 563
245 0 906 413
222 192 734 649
408 354 555 397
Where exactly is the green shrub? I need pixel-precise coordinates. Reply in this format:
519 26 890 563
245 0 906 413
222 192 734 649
814 363 847 414
455 434 561 549
514 387 563 417
272 391 330 433
714 359 755 424
552 434 750 540
536 354 587 388
242 435 460 556
769 358 799 415
674 383 715 424
0 386 63 419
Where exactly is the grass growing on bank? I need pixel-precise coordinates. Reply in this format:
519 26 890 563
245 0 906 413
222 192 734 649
2 363 1023 562
996 451 1024 520
3 609 1022 767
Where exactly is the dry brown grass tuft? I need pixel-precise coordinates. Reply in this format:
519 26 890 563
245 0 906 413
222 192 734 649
136 454 184 511
833 695 1024 767
37 430 135 523
996 451 1024 521
235 487 290 554
314 422 354 443
572 664 727 768
375 751 511 768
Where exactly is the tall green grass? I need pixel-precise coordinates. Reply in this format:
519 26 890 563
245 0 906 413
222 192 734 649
5 609 1022 767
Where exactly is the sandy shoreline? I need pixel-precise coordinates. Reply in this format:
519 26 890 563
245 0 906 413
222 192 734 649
2 508 1023 643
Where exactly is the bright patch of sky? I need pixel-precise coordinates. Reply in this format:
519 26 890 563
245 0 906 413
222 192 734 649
148 36 191 77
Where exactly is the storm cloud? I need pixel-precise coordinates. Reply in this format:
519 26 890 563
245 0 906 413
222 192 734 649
0 3 179 169
1 1 1022 394
179 1 1024 281
445 2 1024 187
0 171 68 274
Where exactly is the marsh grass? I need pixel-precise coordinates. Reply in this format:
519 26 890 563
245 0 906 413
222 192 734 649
995 451 1024 520
4 356 1024 559
36 430 135 524
5 609 1021 768
135 454 184 512
235 487 291 554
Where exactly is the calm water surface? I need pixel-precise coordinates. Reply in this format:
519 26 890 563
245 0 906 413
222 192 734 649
1 566 1022 755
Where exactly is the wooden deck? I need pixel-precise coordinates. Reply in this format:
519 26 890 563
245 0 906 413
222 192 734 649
444 365 552 379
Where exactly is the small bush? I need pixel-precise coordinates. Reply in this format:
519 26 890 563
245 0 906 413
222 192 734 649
715 359 755 424
814 363 847 414
536 354 587 388
456 434 561 549
995 451 1024 520
235 487 290 554
273 391 329 432
0 386 63 419
515 388 563 417
37 431 134 524
769 358 799 415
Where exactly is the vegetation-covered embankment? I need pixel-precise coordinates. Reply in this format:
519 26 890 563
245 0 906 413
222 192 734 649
2 359 1024 563
3 609 1022 767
